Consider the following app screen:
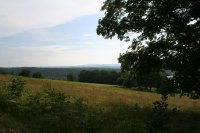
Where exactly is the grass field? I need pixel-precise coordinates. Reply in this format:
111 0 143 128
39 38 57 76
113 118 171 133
1 74 200 112
1 74 200 132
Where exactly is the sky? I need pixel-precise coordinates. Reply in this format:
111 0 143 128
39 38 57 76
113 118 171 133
0 0 129 67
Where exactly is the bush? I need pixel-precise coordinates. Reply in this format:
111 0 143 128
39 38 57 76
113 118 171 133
18 69 30 77
8 77 25 98
18 89 88 132
150 95 171 132
0 83 9 111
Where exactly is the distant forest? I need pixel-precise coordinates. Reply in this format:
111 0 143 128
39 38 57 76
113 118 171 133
0 67 174 89
0 67 120 81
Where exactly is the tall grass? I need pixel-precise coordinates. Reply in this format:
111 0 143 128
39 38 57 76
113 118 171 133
0 75 200 132
1 74 200 111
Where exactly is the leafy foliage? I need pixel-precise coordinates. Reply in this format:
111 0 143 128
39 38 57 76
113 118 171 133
0 69 7 74
1 67 120 80
78 70 120 84
66 73 76 81
0 83 8 112
97 0 200 97
32 72 43 78
8 77 25 98
18 69 30 77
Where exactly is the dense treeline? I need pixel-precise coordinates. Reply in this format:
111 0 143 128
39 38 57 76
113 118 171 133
117 72 167 91
1 68 171 92
0 67 120 80
0 70 7 74
78 70 120 85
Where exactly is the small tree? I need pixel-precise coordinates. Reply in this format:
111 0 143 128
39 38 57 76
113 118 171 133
32 72 43 78
67 73 76 81
19 69 30 77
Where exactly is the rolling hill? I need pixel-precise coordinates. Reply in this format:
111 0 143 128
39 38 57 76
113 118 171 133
0 74 199 111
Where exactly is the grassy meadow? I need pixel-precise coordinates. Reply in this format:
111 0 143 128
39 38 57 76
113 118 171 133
1 74 200 132
1 74 199 111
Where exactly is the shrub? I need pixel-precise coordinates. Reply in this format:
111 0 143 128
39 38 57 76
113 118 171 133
0 83 9 111
150 95 171 132
8 77 25 98
42 87 66 113
18 69 30 77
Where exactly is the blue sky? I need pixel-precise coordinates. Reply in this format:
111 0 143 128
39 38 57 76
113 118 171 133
0 0 129 67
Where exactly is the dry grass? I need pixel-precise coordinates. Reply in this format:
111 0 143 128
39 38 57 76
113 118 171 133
0 113 23 133
1 74 200 112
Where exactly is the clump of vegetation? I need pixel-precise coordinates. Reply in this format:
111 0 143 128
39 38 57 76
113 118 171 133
32 72 43 78
8 77 25 98
0 69 7 75
18 69 31 77
78 70 120 85
150 95 170 132
66 73 76 81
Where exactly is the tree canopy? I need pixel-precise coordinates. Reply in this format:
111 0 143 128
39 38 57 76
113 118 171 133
78 70 120 85
97 0 200 97
32 72 43 79
18 69 31 77
66 73 76 81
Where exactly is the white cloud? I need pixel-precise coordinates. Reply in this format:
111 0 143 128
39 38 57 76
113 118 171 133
0 0 103 37
18 45 70 54
25 29 72 42
0 1 132 67
0 39 129 67
83 33 94 37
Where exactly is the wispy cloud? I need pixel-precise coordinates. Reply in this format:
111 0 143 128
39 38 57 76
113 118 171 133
18 45 70 54
0 0 103 37
0 2 131 67
23 29 72 42
83 34 94 37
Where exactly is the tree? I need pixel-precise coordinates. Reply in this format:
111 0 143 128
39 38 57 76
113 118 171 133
19 69 31 77
0 69 7 75
78 70 120 85
32 72 43 78
97 0 200 97
66 73 76 81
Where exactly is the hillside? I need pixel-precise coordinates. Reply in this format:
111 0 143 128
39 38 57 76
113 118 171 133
0 74 199 111
1 74 200 132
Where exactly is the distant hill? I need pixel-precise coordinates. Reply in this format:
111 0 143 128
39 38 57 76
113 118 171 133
36 64 121 69
76 64 120 68
0 64 120 80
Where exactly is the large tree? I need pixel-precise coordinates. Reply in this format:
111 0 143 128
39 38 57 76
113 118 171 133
97 0 200 97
